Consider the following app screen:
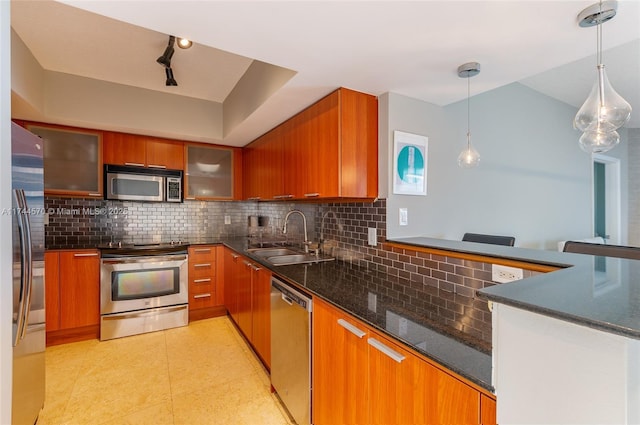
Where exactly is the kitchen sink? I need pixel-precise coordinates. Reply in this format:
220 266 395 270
247 248 300 257
266 254 335 266
247 246 335 266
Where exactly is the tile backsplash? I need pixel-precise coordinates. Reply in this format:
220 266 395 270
46 195 540 347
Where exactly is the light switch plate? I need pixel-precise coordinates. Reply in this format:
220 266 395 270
399 208 408 226
367 227 377 246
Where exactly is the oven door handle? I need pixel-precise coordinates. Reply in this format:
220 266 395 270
102 305 186 320
101 254 187 265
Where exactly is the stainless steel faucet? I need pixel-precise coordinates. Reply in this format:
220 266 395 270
283 210 309 252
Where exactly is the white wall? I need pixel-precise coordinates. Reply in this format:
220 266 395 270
1 2 14 423
383 84 606 249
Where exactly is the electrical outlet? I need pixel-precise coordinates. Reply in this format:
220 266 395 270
399 208 408 226
367 292 377 312
491 264 523 283
224 215 231 225
367 227 377 246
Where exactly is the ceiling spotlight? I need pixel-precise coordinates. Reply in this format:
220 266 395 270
177 38 193 49
165 67 178 86
156 35 175 68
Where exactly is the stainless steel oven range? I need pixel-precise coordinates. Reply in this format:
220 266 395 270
99 242 189 341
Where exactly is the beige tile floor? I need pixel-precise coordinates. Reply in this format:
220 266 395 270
38 316 293 425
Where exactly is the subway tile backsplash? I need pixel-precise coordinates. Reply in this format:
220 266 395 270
47 196 541 347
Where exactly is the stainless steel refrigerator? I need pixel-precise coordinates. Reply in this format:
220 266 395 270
11 122 45 425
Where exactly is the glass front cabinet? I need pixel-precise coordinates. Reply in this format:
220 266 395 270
185 144 236 200
28 124 103 197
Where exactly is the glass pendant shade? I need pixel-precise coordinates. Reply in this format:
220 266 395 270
458 133 480 168
579 128 620 153
574 65 632 133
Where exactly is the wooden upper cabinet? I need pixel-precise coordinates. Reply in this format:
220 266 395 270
103 132 184 170
242 87 378 201
26 122 103 198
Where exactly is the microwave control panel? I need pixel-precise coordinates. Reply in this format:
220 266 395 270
166 177 182 202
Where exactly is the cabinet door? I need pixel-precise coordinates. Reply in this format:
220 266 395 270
368 330 438 423
188 245 217 310
251 266 272 367
223 249 241 322
481 394 497 425
313 298 369 425
103 132 146 167
58 250 100 329
145 138 184 170
185 144 235 200
303 90 340 198
44 252 60 332
28 124 103 197
237 258 253 339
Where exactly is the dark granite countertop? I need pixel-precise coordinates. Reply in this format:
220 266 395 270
393 237 640 340
224 238 494 392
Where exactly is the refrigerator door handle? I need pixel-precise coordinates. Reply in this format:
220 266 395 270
13 189 33 346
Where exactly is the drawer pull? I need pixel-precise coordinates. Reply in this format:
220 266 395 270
273 194 294 199
368 338 406 363
304 193 320 197
193 278 211 283
193 293 211 299
194 263 211 268
124 162 145 167
193 248 211 253
88 193 102 197
247 197 261 201
147 164 167 169
337 319 366 338
73 253 99 257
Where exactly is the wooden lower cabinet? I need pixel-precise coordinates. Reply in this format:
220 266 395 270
313 297 495 425
188 245 226 321
44 250 100 345
223 248 272 368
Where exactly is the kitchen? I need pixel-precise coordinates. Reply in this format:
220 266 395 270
2 1 640 424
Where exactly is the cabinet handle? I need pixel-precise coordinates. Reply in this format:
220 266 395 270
337 319 366 338
193 278 211 283
304 193 320 197
231 254 239 260
250 264 261 272
273 194 294 199
193 293 211 299
88 193 102 197
124 162 145 167
367 338 406 363
185 197 196 200
73 253 99 257
194 263 211 268
247 197 261 201
148 164 167 169
193 248 211 253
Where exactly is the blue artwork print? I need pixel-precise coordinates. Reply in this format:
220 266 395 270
397 145 424 184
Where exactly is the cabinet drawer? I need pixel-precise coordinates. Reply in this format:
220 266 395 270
189 276 215 291
189 263 215 279
189 290 216 310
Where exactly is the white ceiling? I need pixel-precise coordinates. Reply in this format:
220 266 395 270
10 0 640 146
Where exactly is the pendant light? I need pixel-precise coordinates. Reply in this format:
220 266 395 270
574 0 631 153
457 62 481 168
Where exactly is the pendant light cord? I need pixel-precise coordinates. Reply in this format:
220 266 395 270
466 75 471 147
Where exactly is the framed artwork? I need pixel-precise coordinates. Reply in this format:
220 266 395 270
393 131 428 195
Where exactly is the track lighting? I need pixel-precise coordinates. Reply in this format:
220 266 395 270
165 67 178 86
156 35 175 68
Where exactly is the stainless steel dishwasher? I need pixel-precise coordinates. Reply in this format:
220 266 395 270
270 276 312 425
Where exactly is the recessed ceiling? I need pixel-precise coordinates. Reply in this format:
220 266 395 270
10 0 640 145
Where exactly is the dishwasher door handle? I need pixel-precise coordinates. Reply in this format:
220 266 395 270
281 293 294 306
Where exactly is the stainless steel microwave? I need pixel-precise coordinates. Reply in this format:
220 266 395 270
104 165 182 202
